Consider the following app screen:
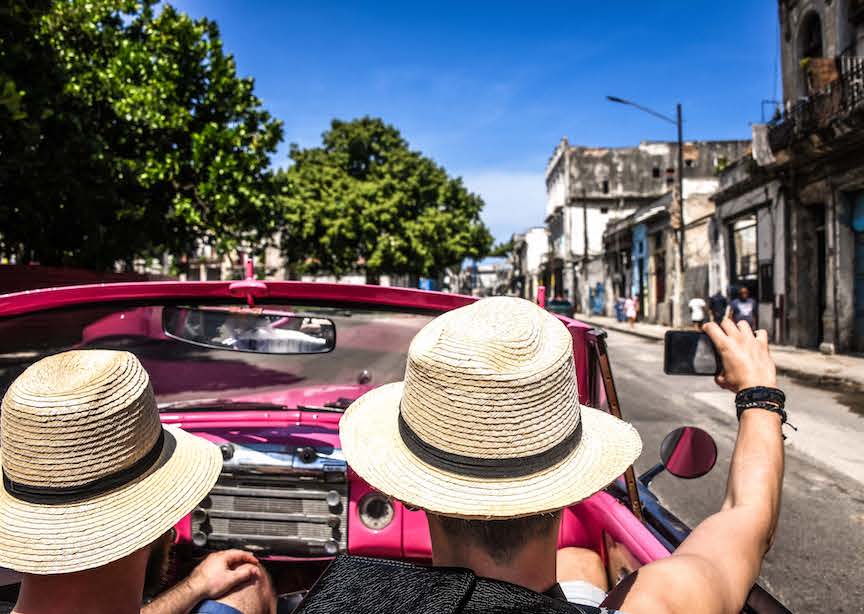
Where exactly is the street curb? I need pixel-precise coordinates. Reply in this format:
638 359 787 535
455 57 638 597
576 317 864 393
575 317 666 343
769 369 864 393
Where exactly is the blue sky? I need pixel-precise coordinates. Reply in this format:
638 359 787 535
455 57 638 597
170 1 781 243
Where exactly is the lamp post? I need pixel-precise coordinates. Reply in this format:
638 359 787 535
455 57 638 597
607 95 686 325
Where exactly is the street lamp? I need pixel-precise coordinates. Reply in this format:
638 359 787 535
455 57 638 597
607 95 686 324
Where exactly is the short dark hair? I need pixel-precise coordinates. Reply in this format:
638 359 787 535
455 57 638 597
433 511 561 564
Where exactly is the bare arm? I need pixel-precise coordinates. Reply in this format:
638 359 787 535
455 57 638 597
143 550 260 614
607 319 784 614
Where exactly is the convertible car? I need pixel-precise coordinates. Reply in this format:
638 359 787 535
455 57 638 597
0 275 789 612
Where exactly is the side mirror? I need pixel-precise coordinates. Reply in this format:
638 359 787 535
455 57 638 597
639 426 718 486
660 426 718 479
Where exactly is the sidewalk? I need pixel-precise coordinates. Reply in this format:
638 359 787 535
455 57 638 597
577 314 864 392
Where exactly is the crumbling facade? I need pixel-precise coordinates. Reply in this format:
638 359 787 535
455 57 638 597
510 227 549 300
712 0 864 353
545 138 749 323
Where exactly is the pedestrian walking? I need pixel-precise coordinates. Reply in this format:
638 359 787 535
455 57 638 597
730 286 757 328
615 296 626 322
624 295 638 328
708 291 728 325
688 295 708 328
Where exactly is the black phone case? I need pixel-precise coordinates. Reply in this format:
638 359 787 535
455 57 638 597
663 331 723 376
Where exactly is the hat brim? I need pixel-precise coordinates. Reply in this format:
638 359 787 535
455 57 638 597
0 425 221 574
340 382 642 519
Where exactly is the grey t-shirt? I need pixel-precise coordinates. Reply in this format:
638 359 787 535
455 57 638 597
731 297 756 326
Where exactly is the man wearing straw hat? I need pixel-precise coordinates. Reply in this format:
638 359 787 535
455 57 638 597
0 350 273 614
325 296 786 613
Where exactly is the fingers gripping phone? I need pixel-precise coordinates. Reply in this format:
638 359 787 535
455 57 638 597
663 331 723 376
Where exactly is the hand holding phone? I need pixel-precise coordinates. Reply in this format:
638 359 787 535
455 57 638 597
702 319 777 392
664 330 722 376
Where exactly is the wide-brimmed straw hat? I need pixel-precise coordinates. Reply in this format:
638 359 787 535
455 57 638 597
341 296 642 519
0 350 222 574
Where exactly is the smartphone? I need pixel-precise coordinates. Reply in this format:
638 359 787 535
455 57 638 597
663 331 723 376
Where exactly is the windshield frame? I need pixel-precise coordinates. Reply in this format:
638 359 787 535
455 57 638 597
0 280 476 319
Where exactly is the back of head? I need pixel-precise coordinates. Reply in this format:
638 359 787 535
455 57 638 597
430 512 561 564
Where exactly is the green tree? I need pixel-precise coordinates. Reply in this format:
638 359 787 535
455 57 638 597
0 0 283 269
489 240 513 258
281 117 492 283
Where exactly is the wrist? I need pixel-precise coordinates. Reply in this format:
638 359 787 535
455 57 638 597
738 407 783 423
184 573 209 600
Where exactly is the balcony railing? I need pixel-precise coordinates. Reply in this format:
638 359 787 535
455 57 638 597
768 56 864 151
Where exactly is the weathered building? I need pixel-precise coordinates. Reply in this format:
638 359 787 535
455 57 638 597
712 0 864 353
603 179 732 325
545 138 749 321
510 227 549 300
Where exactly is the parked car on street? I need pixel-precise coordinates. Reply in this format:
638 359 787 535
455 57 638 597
546 297 575 318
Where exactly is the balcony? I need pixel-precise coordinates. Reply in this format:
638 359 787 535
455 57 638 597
768 56 864 152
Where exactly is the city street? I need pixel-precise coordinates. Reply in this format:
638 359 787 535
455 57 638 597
605 329 864 613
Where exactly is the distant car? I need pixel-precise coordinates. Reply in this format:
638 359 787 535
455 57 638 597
546 298 575 318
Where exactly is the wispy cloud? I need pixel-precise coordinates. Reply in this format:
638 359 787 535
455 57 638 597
461 170 547 243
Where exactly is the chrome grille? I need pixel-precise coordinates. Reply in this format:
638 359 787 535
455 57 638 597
190 444 348 557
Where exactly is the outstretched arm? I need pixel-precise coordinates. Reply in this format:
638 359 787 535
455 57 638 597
606 319 784 614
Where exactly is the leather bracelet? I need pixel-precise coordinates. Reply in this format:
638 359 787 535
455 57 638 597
736 401 787 423
736 386 785 407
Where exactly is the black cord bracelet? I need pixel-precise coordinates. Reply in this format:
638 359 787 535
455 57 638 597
736 401 787 423
736 386 785 407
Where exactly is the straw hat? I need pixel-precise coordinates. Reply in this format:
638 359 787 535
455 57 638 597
0 350 222 574
340 296 642 519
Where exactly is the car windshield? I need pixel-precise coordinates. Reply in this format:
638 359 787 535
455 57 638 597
0 303 436 406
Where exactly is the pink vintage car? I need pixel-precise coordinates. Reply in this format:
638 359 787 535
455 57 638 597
0 277 788 612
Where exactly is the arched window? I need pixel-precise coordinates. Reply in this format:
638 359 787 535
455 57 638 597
800 11 824 59
797 11 826 97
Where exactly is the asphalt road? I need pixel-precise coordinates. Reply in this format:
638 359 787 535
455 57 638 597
605 329 864 613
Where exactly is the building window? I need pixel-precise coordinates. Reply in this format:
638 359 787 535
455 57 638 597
600 207 609 214
850 0 864 24
602 180 610 194
800 12 823 60
652 167 661 178
729 215 758 284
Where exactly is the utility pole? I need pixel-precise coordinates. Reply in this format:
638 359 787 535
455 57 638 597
674 102 686 327
582 188 589 312
582 188 589 263
676 102 685 277
607 95 687 326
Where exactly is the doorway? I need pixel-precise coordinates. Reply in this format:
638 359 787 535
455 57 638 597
795 204 828 348
815 208 827 345
853 195 864 352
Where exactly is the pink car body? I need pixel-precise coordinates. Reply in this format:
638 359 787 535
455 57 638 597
0 281 669 580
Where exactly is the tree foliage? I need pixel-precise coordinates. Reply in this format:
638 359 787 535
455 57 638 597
280 117 492 281
489 240 514 258
0 0 283 269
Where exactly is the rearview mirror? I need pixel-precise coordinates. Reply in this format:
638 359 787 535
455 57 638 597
659 426 717 479
163 306 336 354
